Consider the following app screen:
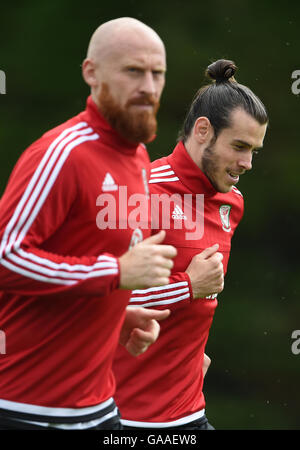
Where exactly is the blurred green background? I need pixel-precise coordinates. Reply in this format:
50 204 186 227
0 0 299 430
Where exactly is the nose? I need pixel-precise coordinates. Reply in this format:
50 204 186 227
139 71 156 96
238 152 253 171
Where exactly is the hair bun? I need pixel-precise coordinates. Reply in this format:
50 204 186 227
206 59 237 83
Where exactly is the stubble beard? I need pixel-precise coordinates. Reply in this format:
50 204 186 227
201 139 227 193
98 83 160 144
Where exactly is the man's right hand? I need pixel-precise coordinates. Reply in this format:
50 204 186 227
119 230 177 290
185 244 224 299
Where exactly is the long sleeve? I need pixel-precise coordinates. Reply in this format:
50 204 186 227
128 271 193 311
0 130 120 297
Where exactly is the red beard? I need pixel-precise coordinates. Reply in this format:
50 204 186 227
98 83 160 144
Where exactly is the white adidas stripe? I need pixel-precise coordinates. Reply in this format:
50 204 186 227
14 249 117 273
1 259 76 285
149 177 179 183
129 281 190 307
232 186 243 196
150 170 175 178
130 287 189 302
13 131 98 251
149 164 179 183
150 164 171 173
0 122 88 259
128 293 191 308
132 281 188 294
7 252 118 280
0 123 119 284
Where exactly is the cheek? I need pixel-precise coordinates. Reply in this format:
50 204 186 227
156 79 166 99
217 149 235 168
104 74 130 101
114 85 131 109
118 83 137 107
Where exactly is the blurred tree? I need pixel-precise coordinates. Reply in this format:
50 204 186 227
0 0 299 429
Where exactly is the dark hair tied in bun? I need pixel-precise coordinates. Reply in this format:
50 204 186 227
177 57 268 142
206 59 237 83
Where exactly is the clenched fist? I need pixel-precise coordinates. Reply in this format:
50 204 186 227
119 230 177 290
185 244 224 299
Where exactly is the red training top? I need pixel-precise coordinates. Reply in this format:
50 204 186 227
113 141 244 427
0 96 151 422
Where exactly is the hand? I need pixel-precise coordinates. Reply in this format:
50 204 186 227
202 353 211 378
119 231 177 290
185 244 224 299
119 307 171 356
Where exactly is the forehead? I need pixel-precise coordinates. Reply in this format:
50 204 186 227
114 47 165 72
221 107 267 147
105 32 166 70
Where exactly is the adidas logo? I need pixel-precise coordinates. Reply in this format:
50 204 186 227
102 173 118 192
172 205 186 220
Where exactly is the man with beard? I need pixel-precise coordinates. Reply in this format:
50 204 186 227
113 59 269 430
0 18 178 430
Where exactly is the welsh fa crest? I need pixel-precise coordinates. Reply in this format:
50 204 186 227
128 228 144 249
219 204 232 232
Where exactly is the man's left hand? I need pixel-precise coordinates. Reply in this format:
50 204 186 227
119 307 171 357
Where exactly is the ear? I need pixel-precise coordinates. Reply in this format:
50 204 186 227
193 117 214 144
82 58 98 88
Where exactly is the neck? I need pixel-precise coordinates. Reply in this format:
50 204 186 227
91 90 101 110
184 137 203 171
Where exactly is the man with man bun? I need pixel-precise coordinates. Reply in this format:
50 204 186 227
113 59 269 430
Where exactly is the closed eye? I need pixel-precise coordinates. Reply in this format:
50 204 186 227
234 145 247 151
234 145 260 155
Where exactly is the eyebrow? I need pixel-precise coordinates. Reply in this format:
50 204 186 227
124 59 166 71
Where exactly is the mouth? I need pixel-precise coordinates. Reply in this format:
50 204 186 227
227 170 242 184
129 103 154 111
128 96 157 111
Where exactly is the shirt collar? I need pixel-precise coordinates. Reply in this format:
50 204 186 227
79 96 142 155
167 141 217 196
